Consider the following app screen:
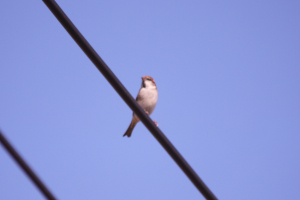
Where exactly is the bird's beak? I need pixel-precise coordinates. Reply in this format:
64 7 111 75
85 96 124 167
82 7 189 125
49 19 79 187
141 77 146 88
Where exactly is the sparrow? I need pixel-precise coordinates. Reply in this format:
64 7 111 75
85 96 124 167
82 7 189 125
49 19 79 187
123 75 158 137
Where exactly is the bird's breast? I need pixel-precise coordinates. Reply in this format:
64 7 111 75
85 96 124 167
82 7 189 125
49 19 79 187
138 88 158 115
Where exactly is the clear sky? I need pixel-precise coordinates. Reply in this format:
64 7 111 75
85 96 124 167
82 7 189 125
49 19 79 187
1 1 299 199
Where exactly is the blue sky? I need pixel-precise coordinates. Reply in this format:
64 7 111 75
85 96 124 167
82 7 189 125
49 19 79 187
1 1 299 199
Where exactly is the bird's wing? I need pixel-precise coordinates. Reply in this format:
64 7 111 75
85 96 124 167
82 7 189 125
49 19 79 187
136 89 143 102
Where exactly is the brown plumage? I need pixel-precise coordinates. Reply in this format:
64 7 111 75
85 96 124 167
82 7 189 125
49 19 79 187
123 76 158 137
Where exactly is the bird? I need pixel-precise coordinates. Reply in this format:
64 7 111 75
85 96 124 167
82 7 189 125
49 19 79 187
123 75 158 137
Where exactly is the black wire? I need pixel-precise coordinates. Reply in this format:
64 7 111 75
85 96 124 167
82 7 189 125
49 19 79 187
0 130 56 200
42 0 218 199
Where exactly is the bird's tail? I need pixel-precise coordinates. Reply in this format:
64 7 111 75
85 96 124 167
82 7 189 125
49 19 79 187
123 120 138 137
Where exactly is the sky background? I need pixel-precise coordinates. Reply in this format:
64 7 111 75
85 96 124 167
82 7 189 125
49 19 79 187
0 1 299 199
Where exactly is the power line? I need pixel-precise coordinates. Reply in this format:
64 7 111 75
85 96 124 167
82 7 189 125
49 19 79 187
0 1 217 199
0 130 56 200
42 0 218 199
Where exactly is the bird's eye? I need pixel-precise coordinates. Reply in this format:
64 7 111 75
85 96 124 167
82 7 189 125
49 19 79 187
147 78 151 81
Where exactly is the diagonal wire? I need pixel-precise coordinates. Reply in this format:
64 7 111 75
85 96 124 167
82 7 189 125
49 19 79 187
42 0 218 199
0 130 56 200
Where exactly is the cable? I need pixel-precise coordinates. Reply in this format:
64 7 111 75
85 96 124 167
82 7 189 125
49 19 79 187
42 0 217 199
0 130 56 200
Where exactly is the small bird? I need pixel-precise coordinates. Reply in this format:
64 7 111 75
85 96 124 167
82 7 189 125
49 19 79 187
123 76 158 137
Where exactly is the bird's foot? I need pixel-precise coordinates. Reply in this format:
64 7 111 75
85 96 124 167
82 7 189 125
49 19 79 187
153 120 158 127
